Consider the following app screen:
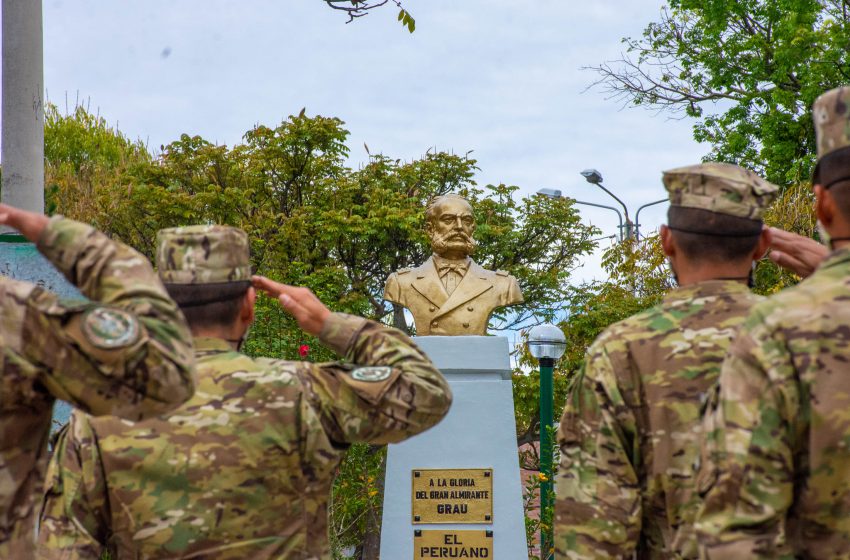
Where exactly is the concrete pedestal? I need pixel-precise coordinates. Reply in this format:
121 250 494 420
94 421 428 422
380 336 526 559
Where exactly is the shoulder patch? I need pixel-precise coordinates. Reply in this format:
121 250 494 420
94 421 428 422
81 307 141 350
397 268 411 275
351 366 392 382
496 270 509 276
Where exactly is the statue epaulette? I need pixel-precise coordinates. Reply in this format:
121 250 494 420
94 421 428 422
496 270 509 276
397 268 411 275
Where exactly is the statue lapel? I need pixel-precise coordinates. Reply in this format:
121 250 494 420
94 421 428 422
435 261 494 318
411 257 449 308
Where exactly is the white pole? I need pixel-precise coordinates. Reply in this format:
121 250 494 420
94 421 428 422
2 0 45 215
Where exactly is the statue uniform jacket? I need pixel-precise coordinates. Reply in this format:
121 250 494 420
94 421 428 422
0 217 195 559
383 256 523 335
696 248 850 559
38 314 452 559
556 281 760 559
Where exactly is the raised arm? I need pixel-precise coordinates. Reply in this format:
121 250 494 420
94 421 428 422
253 276 452 445
2 206 195 419
766 226 828 278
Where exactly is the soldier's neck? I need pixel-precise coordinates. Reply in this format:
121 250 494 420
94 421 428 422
675 261 752 287
824 220 850 250
190 323 247 348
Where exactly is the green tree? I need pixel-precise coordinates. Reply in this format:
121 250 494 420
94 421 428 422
43 104 149 221
589 0 850 186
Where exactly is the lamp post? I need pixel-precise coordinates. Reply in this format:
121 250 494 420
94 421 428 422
541 176 668 240
635 198 668 240
527 324 567 560
537 188 626 241
580 169 634 239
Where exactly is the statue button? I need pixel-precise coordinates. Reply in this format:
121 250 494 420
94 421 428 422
429 306 436 312
467 306 474 311
463 322 470 328
431 321 438 328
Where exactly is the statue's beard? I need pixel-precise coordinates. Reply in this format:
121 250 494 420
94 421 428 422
431 231 476 256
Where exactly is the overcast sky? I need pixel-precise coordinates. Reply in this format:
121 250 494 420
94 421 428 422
35 0 707 281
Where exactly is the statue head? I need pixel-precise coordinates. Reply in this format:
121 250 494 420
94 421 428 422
425 194 477 259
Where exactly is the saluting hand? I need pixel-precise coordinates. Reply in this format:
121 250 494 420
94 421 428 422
0 204 49 242
251 276 331 336
767 227 829 279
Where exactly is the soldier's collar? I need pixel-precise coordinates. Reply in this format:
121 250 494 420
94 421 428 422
819 245 850 272
664 279 751 302
193 336 240 354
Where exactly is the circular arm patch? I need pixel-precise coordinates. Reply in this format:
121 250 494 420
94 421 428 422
351 366 392 382
81 307 141 349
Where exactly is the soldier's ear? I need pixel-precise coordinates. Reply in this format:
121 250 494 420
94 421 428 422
242 287 257 326
815 184 836 227
660 225 676 257
754 226 771 261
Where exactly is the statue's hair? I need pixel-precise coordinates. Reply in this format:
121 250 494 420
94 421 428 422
425 194 472 224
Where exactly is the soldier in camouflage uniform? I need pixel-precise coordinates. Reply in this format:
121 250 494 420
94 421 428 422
694 87 850 559
555 163 778 559
0 206 195 558
38 225 452 559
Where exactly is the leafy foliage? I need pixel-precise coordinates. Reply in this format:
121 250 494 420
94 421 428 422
328 444 386 558
589 0 850 186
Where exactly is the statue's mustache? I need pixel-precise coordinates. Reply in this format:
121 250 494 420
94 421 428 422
436 231 472 243
431 230 476 254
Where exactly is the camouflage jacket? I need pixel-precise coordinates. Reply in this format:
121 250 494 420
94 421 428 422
695 248 850 559
556 281 760 559
38 314 451 559
0 217 195 559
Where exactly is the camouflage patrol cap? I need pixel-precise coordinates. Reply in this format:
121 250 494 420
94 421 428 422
813 86 850 160
812 86 850 187
662 162 779 220
156 225 251 284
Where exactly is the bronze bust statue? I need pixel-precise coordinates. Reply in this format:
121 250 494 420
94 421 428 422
383 194 523 335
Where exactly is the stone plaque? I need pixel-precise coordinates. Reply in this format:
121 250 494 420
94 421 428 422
413 530 493 559
412 468 493 524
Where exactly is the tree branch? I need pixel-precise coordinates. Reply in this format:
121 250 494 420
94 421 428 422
323 0 402 23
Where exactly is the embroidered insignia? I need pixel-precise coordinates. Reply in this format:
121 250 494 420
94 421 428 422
82 307 141 349
351 366 392 382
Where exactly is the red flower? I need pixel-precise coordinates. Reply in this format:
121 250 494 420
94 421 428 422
299 344 310 358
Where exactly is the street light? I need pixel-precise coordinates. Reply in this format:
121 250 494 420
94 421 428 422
527 324 567 560
537 189 626 241
581 169 634 239
635 198 668 240
579 169 603 184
